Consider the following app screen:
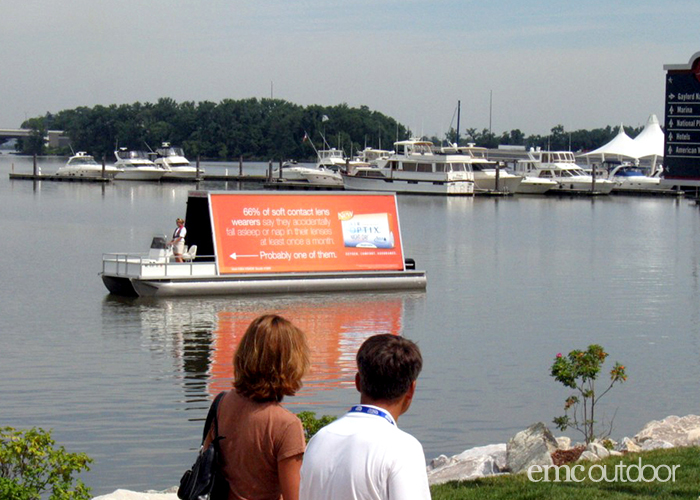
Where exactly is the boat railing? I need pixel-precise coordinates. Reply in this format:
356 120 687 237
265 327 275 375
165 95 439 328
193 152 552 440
102 252 218 279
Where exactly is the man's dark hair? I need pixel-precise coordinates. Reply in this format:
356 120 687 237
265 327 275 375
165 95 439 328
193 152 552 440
356 334 423 402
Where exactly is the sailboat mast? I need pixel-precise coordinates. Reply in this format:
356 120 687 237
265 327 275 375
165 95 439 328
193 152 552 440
456 100 461 146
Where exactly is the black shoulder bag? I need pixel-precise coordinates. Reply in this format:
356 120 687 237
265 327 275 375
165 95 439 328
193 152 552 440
178 391 229 500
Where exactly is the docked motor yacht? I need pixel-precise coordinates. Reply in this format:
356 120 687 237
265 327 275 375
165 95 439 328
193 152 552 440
56 152 120 178
607 164 673 193
272 161 321 182
298 166 343 186
513 175 559 194
515 150 615 194
316 148 347 171
342 139 474 195
355 147 393 164
154 143 201 180
453 145 523 193
114 148 168 181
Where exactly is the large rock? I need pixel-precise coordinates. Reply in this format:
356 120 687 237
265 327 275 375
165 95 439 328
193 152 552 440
506 422 558 474
555 436 571 450
586 441 610 459
633 415 700 448
427 444 507 485
615 437 641 453
92 489 177 500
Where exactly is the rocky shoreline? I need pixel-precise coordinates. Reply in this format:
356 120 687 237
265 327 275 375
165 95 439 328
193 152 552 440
92 414 700 499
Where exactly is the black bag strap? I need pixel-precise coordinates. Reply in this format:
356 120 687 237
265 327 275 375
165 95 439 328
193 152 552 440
201 391 227 445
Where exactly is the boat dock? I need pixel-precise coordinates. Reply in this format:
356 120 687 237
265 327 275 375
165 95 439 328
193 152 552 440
264 180 344 190
8 173 111 183
7 172 269 183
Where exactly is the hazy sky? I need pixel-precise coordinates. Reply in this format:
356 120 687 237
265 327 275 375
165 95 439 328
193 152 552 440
2 0 698 137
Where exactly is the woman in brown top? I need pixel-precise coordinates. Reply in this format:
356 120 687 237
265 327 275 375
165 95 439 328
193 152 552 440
206 314 310 500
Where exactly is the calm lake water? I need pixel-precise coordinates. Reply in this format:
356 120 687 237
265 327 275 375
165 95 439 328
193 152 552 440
2 155 700 495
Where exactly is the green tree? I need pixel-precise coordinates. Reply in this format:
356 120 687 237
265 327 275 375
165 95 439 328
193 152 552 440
19 117 47 155
550 345 627 443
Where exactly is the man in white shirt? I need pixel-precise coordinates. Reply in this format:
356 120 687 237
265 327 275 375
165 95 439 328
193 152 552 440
300 334 431 500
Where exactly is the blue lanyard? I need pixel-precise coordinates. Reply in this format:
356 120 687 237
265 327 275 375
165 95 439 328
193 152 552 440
348 405 395 426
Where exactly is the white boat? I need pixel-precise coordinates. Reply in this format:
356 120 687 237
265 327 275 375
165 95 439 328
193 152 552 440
273 155 344 186
154 143 201 180
516 150 615 194
453 145 523 193
607 164 675 193
298 166 343 186
316 148 347 171
355 147 393 163
513 176 559 194
113 148 168 181
342 139 474 195
100 191 427 297
56 152 120 178
272 161 320 182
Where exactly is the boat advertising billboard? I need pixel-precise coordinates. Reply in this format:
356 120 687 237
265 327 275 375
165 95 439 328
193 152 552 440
209 192 406 274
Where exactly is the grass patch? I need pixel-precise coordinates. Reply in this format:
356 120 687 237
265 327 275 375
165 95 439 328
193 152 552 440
430 446 700 499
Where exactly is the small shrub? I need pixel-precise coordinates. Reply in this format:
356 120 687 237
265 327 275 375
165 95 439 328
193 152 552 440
296 412 337 442
550 344 627 444
0 427 92 500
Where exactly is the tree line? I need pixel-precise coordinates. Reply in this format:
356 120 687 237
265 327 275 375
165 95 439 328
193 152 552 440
16 97 642 159
17 98 408 161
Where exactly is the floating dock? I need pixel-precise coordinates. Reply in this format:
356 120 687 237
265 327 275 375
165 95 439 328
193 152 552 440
9 173 110 183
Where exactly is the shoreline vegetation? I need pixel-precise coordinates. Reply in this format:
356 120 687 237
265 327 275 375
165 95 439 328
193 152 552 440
11 97 642 160
430 446 700 499
4 415 699 499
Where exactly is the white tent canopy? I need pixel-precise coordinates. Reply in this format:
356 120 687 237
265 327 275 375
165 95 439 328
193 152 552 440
633 114 664 159
583 124 643 161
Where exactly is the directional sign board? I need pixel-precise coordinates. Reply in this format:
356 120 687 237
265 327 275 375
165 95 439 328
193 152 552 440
209 192 406 274
664 52 700 180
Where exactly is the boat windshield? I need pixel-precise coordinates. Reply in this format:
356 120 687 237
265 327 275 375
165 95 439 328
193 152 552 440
69 156 98 165
616 168 644 177
319 149 344 159
157 147 185 157
116 150 149 160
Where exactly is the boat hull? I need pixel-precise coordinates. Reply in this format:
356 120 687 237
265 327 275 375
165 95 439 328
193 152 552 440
549 179 615 194
611 178 676 193
102 270 427 297
515 178 558 194
115 169 166 181
342 174 474 195
299 171 343 186
56 167 120 179
473 174 523 193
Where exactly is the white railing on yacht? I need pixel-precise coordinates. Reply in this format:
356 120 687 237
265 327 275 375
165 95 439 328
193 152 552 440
102 253 218 279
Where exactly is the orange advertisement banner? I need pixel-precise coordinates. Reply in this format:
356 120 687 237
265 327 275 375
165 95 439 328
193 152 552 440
209 192 405 274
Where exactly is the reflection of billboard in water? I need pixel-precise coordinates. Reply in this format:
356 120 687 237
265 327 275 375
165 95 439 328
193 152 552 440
207 298 404 397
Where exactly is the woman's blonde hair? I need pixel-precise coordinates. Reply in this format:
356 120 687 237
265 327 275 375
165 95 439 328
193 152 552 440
233 314 310 402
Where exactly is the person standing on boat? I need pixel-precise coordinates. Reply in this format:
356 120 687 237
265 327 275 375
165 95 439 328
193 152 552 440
299 334 431 500
169 218 187 262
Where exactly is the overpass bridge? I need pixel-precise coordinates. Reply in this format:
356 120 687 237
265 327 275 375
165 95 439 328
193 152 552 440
0 128 70 149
